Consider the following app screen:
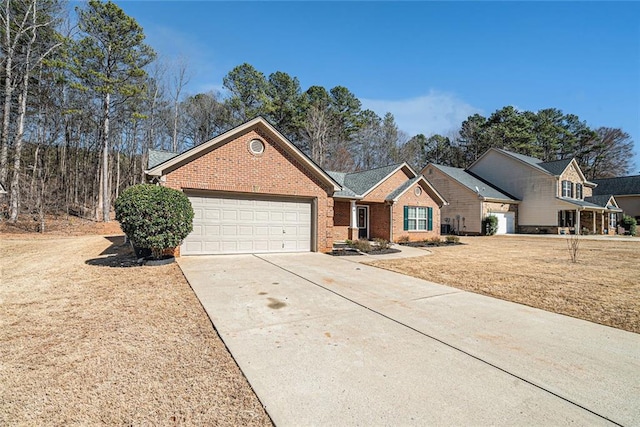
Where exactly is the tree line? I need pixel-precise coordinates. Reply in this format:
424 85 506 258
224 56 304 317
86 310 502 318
1 0 634 226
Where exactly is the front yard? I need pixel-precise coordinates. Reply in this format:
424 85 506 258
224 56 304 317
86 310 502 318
0 232 271 426
368 236 639 334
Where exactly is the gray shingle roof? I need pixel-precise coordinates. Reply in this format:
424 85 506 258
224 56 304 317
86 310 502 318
538 158 573 176
559 197 621 211
386 177 421 201
326 171 358 198
430 164 518 201
494 148 573 176
592 175 640 196
327 163 407 198
148 149 179 169
585 195 620 210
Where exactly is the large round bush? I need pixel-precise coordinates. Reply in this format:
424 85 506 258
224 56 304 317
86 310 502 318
115 184 194 259
483 215 499 236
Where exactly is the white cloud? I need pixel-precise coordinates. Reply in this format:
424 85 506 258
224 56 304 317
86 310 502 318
361 90 481 137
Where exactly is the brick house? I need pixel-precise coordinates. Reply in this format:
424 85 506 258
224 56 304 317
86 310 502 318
145 117 446 255
328 164 447 242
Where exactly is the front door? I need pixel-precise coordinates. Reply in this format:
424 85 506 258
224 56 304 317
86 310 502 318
357 206 368 239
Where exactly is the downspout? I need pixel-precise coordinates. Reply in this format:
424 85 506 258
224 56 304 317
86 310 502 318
389 202 394 242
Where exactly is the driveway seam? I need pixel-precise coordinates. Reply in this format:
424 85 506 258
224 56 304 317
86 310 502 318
254 254 623 427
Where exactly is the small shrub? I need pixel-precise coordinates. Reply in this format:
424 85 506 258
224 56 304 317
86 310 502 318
115 184 194 259
445 235 460 244
397 235 410 243
373 238 391 250
566 233 580 263
483 215 499 236
425 236 442 246
348 238 372 253
621 215 637 236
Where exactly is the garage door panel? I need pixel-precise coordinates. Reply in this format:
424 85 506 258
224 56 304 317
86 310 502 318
204 225 220 236
238 225 253 236
222 225 237 235
204 209 220 220
255 226 269 236
255 211 269 221
222 210 237 220
239 210 254 221
204 241 221 252
182 193 312 255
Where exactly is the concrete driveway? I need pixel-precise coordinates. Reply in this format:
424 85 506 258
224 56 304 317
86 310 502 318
178 253 640 426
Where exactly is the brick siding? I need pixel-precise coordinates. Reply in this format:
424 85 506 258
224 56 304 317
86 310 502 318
161 127 334 252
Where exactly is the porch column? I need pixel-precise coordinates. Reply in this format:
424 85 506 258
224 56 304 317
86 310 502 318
592 211 596 235
575 209 581 234
349 200 358 240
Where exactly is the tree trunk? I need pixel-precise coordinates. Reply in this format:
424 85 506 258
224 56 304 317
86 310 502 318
0 5 14 186
101 92 111 222
8 6 36 222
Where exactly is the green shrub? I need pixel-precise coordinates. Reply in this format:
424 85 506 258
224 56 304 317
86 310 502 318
373 238 391 250
348 238 372 253
445 235 460 244
115 184 194 259
621 215 637 236
483 215 499 236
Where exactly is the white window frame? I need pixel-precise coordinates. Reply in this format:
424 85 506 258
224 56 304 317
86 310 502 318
407 206 429 231
561 180 573 198
575 183 583 200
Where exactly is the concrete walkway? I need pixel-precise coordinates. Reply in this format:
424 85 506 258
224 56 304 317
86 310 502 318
178 253 640 426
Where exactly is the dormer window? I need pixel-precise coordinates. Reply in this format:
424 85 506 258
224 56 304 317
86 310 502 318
575 183 583 200
561 180 573 198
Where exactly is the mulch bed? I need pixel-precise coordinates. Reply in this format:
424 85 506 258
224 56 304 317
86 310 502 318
399 241 462 247
329 247 402 256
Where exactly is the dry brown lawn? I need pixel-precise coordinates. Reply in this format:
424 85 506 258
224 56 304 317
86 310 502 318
369 236 639 334
0 225 272 425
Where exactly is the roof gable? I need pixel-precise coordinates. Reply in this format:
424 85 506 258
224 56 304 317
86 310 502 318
472 148 590 183
145 117 340 191
585 194 619 209
385 176 448 207
327 163 417 199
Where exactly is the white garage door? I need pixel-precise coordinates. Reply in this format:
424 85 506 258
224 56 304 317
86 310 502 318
182 194 312 255
494 212 515 235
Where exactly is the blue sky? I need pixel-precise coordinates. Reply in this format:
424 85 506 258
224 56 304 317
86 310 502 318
115 1 640 173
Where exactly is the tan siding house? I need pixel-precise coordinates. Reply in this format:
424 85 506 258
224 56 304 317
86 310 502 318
422 163 519 235
467 148 621 234
592 175 640 223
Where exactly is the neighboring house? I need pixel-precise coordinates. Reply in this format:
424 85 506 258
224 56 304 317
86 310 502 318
146 117 341 255
592 175 640 223
328 163 447 242
144 117 447 256
422 163 519 235
466 148 621 234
